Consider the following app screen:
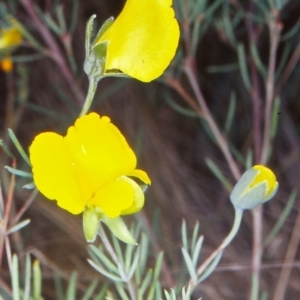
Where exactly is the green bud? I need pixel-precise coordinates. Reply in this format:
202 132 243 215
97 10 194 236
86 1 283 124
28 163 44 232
230 165 278 210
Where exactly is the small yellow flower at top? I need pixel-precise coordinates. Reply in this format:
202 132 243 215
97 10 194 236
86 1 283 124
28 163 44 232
0 19 22 73
0 25 22 51
0 55 13 72
29 113 151 218
95 0 180 82
230 165 278 210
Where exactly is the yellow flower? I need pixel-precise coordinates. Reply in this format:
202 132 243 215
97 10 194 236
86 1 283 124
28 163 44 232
0 55 13 72
29 113 151 218
0 26 22 50
230 165 278 210
96 0 180 82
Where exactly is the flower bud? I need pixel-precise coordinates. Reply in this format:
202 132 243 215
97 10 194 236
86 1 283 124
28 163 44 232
230 165 278 210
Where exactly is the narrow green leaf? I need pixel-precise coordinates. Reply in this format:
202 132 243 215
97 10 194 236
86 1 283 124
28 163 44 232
7 219 31 235
281 19 300 41
138 269 153 299
32 260 42 299
275 43 291 80
23 182 36 189
115 283 130 300
80 280 98 300
23 254 31 300
250 42 267 78
224 92 236 134
0 139 14 158
92 17 114 48
192 236 204 267
181 248 197 282
65 272 77 300
264 190 297 247
154 282 162 299
12 254 20 300
85 15 96 57
56 5 67 33
94 282 109 300
237 43 251 91
87 259 123 282
198 250 223 282
5 166 32 178
88 245 119 274
137 232 149 279
165 97 199 118
125 243 135 273
153 252 164 282
205 158 233 192
191 222 200 253
110 231 125 266
207 63 239 74
181 220 188 251
69 0 79 34
127 247 140 280
54 273 64 300
8 129 31 166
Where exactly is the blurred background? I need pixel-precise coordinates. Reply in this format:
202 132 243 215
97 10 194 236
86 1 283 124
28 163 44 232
1 0 300 299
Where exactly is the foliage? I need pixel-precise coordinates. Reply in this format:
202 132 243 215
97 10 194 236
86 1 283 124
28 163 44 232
1 0 300 299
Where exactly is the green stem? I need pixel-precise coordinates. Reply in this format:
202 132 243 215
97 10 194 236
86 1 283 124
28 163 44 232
196 207 243 276
80 77 99 116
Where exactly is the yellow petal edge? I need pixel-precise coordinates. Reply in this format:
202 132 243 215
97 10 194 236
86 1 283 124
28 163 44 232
98 0 180 82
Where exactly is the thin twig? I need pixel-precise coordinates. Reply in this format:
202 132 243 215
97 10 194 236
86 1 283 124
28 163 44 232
196 208 243 276
260 11 282 164
9 189 38 227
165 75 204 117
184 58 241 180
248 10 282 300
272 199 300 300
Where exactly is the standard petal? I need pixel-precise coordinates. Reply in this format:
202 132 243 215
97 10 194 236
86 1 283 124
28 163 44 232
98 0 180 82
64 113 137 194
29 132 86 214
90 176 136 218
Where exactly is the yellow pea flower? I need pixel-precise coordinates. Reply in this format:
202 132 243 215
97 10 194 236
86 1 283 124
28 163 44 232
95 0 180 82
230 165 278 210
29 113 151 218
0 25 22 51
0 19 22 73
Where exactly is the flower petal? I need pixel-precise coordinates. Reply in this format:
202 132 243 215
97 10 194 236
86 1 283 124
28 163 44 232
64 113 137 193
120 177 145 215
126 169 151 185
98 0 180 82
30 132 86 214
251 165 277 197
90 176 136 218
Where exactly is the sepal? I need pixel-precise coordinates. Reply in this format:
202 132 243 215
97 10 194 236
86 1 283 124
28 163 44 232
83 206 102 243
101 215 137 245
